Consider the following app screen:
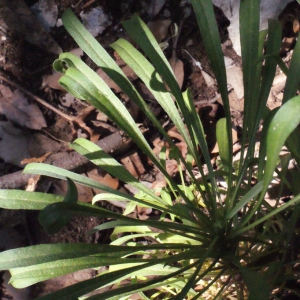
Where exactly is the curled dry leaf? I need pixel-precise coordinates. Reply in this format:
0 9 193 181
0 85 46 129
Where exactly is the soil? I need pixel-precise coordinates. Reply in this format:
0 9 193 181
0 0 298 299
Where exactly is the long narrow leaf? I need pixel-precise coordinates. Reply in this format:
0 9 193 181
283 38 300 103
240 0 260 136
0 190 63 210
35 201 210 242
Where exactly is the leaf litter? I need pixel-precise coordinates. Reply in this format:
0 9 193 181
0 0 299 297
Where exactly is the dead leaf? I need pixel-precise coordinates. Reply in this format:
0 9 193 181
70 48 84 57
147 19 171 43
52 179 94 203
201 69 215 87
169 55 184 89
42 71 63 90
128 152 146 175
25 176 40 192
0 121 30 166
121 156 139 178
226 66 244 100
0 86 47 129
60 93 75 107
143 0 165 19
137 206 152 220
87 169 119 194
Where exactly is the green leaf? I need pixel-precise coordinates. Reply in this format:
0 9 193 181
37 262 176 300
190 0 231 140
240 0 261 135
283 37 300 103
110 38 191 153
121 14 207 167
70 138 165 206
32 201 208 242
263 95 300 193
190 0 230 113
38 178 78 234
9 256 150 288
239 267 270 300
24 163 137 201
216 118 230 173
0 244 128 269
0 190 63 210
23 163 184 218
226 181 263 220
190 0 232 205
87 260 199 300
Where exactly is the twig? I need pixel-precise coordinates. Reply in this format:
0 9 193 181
0 131 132 189
194 94 221 106
0 75 95 135
0 75 74 122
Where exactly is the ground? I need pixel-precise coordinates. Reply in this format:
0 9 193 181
0 0 299 298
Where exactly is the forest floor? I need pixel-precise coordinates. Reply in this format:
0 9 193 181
0 0 298 298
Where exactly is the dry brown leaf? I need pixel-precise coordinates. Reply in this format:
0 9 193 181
137 206 152 220
143 0 165 19
70 48 84 57
147 19 171 43
87 169 119 193
52 179 94 203
129 152 146 175
25 176 40 192
42 71 63 90
0 120 30 166
169 55 184 89
0 86 47 129
151 172 167 190
152 137 166 155
121 156 139 178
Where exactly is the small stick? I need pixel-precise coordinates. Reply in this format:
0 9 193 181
194 94 220 106
0 75 95 135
